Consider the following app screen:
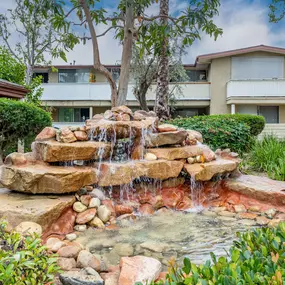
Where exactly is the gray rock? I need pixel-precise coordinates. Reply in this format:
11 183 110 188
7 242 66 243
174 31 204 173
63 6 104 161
90 189 106 200
59 271 103 285
113 243 134 256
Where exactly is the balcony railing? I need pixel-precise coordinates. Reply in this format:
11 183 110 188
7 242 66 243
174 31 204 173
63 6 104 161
41 82 210 101
227 79 285 98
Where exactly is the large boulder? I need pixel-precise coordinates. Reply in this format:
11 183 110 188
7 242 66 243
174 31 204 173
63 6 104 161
118 256 162 285
145 131 188 147
96 160 184 186
0 188 75 230
184 158 239 181
33 140 111 162
147 145 215 161
0 163 97 194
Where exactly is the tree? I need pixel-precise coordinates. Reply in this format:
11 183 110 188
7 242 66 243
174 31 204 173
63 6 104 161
0 99 52 164
0 0 78 85
137 0 222 119
269 0 285 22
131 43 188 111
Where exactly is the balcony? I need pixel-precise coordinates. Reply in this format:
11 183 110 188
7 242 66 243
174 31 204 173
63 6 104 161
227 79 285 99
41 82 210 106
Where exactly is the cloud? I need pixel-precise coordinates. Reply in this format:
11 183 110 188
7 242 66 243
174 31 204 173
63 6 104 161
183 0 285 62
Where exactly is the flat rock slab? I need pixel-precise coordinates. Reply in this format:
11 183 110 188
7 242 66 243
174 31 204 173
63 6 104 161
225 175 285 206
0 188 75 230
184 159 239 181
97 160 184 186
147 145 215 161
0 164 97 194
145 131 188 147
33 140 111 162
86 117 158 139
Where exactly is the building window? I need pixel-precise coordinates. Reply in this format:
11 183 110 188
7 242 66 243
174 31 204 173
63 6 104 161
58 108 90 122
107 67 120 82
231 56 284 80
258 106 279 124
33 72 49 83
185 70 207 82
58 69 90 83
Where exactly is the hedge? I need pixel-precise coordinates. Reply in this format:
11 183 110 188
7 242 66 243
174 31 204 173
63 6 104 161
209 114 265 136
145 222 285 285
168 115 253 153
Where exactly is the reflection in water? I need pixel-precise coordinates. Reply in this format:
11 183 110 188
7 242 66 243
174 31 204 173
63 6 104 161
78 210 258 269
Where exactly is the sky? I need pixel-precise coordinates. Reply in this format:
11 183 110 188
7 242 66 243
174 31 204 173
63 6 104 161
0 0 285 65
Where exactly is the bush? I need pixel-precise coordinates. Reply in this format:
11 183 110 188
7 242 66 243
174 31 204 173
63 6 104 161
0 99 52 163
145 222 285 285
210 114 265 136
0 221 60 285
243 136 285 181
168 116 253 153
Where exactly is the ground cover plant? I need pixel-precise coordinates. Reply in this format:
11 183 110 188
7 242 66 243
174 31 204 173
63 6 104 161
242 135 285 181
168 115 255 153
142 222 285 285
0 221 60 285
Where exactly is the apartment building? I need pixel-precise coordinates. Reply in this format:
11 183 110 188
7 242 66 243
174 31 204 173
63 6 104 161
35 45 285 135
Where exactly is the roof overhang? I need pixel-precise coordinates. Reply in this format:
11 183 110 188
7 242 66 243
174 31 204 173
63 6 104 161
0 80 29 99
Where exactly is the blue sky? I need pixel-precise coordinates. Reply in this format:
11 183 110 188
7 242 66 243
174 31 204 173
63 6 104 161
1 0 285 64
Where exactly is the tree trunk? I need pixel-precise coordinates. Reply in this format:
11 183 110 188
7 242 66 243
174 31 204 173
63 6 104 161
80 0 118 106
134 83 149 111
155 0 170 120
117 2 134 106
25 64 33 85
0 148 3 165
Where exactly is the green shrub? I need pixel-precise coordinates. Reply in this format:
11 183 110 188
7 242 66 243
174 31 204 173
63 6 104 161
144 222 285 285
168 116 253 153
0 99 52 163
0 221 60 285
210 114 265 136
243 135 285 181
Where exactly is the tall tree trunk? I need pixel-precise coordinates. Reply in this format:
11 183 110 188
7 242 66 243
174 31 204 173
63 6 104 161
155 0 170 120
134 82 149 111
80 0 118 106
117 2 134 106
0 148 3 165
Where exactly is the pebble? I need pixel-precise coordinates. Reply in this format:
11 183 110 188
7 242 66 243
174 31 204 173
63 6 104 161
233 204 246 213
74 225 87 232
268 219 281 228
57 245 81 258
98 205 111 223
73 202 87 213
256 216 270 226
46 237 66 252
14 222 42 236
65 233 77 241
144 153 157 161
218 211 236 217
89 197 101 209
80 195 92 207
265 208 277 219
77 250 101 271
89 217 105 229
76 208 97 224
57 257 76 271
90 188 106 200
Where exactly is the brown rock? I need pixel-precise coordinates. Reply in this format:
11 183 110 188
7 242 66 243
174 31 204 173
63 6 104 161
59 128 77 143
92 114 104 120
0 188 75 231
74 131 88 141
236 212 258 220
102 200 116 217
116 113 131 121
268 219 282 228
225 175 285 207
57 257 76 271
256 216 270 226
139 204 154 216
4 153 29 166
133 110 157 120
76 209 97 224
33 140 111 162
186 130 203 143
77 250 101 271
147 145 215 161
162 189 184 209
184 158 239 181
35 127 56 141
118 256 162 285
102 265 120 285
115 205 133 217
111 105 133 116
157 124 177 132
89 217 105 228
0 163 97 194
80 195 92 207
150 195 164 210
233 204 247 213
145 131 188 147
14 221 42 236
58 245 81 258
176 196 192 211
46 237 66 252
162 177 185 188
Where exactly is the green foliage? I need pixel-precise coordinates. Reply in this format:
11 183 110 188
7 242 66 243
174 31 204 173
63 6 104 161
209 114 265 136
243 136 285 181
144 222 285 285
25 75 44 106
269 0 285 23
0 221 60 285
0 99 52 161
168 115 253 153
0 46 25 85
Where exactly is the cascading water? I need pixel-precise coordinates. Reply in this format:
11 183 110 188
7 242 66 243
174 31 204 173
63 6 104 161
189 175 204 211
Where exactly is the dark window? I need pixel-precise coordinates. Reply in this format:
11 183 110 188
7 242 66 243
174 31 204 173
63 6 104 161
186 70 207 81
58 108 90 122
58 69 90 83
258 106 279 124
33 72 49 83
107 67 120 81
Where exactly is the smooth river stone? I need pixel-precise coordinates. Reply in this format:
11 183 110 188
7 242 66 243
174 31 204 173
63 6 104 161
0 163 97 194
183 158 239 181
32 140 111 162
